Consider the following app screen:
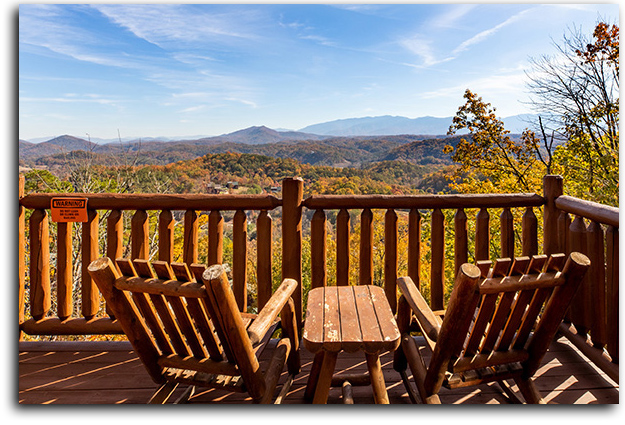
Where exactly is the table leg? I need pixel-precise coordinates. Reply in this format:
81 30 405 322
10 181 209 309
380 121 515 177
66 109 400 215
304 351 325 401
365 352 389 404
312 351 338 404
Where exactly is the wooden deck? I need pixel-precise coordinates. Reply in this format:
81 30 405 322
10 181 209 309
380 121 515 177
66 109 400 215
19 334 618 405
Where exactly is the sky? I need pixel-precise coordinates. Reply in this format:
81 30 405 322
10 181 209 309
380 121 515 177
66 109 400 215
17 2 620 141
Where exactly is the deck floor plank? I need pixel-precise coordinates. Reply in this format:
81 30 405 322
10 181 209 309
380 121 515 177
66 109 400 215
19 336 618 404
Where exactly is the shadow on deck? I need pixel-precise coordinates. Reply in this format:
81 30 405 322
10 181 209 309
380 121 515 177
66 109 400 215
19 335 618 405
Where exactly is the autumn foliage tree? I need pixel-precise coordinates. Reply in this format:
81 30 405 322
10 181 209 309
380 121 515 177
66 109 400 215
527 21 619 206
445 21 618 207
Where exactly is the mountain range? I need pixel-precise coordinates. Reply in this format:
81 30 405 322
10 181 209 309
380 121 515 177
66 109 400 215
21 114 536 144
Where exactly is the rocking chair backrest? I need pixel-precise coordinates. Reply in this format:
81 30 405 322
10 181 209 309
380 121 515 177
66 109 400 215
88 257 268 399
428 252 590 393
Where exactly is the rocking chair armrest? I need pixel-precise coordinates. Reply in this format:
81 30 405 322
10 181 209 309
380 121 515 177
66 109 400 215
397 276 441 342
248 278 298 346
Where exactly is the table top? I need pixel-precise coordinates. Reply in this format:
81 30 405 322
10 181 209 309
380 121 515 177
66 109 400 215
302 285 400 354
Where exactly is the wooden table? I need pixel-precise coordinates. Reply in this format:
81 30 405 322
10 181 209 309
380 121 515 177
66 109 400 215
302 285 400 404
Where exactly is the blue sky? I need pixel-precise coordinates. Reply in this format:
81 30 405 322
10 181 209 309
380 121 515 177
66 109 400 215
18 2 619 141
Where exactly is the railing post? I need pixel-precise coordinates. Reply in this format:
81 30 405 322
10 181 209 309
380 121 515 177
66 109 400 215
543 175 563 255
82 209 99 319
311 209 327 289
18 175 25 338
233 209 248 312
282 177 303 327
384 209 398 312
606 225 619 363
158 210 174 263
431 208 445 311
359 208 373 286
454 208 468 275
407 209 421 290
256 210 272 310
29 209 50 321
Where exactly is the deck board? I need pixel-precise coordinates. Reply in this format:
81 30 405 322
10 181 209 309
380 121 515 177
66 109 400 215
19 335 618 405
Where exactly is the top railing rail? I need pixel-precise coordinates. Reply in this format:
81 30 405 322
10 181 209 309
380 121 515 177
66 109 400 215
19 192 282 211
555 195 619 228
302 193 545 210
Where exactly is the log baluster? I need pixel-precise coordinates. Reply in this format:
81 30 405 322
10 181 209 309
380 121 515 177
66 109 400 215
82 209 99 319
475 208 490 261
522 207 538 257
18 176 26 334
408 209 421 290
558 211 571 256
208 210 224 265
543 174 563 255
158 210 174 263
568 215 588 336
183 210 198 264
431 208 445 310
586 220 606 349
29 209 51 321
233 210 248 312
359 208 373 286
256 210 272 311
310 209 327 289
336 208 350 286
56 221 73 320
131 210 149 260
282 178 303 327
454 208 468 275
605 225 618 363
106 210 124 318
500 207 514 259
385 208 398 312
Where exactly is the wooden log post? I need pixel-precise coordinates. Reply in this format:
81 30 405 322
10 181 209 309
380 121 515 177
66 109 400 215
158 210 174 263
233 209 248 312
408 209 421 290
311 209 327 289
131 210 149 260
256 210 272 311
81 209 99 319
208 210 224 265
336 208 350 286
56 221 73 320
282 177 303 326
558 211 571 256
543 175 563 255
385 208 398 312
522 207 538 257
107 210 124 262
586 220 607 349
29 209 51 321
568 216 588 336
182 210 198 264
359 208 373 286
105 210 124 318
475 208 490 261
18 175 26 335
500 207 514 259
605 225 619 363
454 208 468 275
430 208 445 311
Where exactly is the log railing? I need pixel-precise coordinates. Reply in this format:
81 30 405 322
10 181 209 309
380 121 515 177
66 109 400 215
302 193 546 314
18 175 618 381
547 183 619 382
19 177 288 336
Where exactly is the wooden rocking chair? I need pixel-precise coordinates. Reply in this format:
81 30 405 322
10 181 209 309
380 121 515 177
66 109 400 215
393 252 590 404
88 257 300 404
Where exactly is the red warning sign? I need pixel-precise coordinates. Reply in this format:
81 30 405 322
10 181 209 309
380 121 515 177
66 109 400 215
51 198 89 222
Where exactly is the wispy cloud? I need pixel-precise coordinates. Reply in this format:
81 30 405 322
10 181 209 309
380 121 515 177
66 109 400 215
453 9 532 55
92 4 263 48
429 4 477 29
